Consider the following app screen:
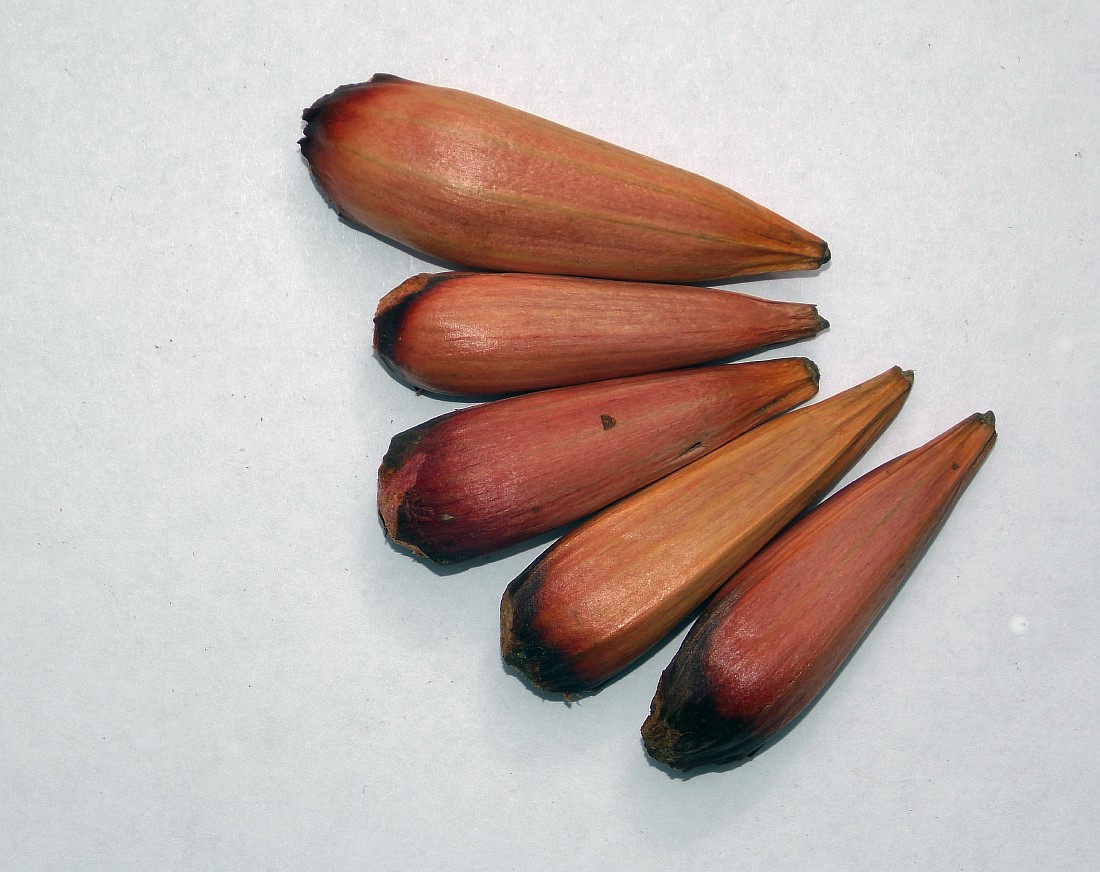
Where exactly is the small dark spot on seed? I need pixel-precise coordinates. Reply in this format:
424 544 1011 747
601 414 616 430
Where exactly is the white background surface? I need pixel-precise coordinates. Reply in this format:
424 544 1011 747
3 1 1098 869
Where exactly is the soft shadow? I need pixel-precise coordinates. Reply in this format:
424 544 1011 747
699 256 832 291
372 348 525 405
335 213 460 273
696 324 832 371
375 511 582 579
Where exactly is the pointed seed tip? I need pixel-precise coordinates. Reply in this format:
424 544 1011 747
979 410 997 428
815 312 830 332
820 242 831 265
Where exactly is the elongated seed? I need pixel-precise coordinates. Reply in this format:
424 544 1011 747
642 412 997 770
302 75 828 282
375 272 827 395
379 359 819 564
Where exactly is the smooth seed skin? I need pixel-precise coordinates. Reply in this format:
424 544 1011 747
379 359 820 564
374 271 828 396
642 412 997 771
302 75 828 282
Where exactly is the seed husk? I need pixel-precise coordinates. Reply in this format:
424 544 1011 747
379 359 820 564
301 75 828 282
375 271 828 396
642 412 997 771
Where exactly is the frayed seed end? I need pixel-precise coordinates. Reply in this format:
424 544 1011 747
801 358 821 389
377 420 475 565
642 698 764 771
374 273 439 358
501 567 587 693
641 713 690 770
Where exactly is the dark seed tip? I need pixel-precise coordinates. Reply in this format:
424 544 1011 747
389 500 469 565
641 713 687 769
369 72 412 85
501 622 580 693
801 357 821 388
500 567 589 694
301 80 380 133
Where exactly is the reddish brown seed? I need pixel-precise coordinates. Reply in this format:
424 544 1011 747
642 412 997 771
374 272 828 396
501 367 913 693
301 75 828 282
378 359 819 564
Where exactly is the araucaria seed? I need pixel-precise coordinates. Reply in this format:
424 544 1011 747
500 367 913 693
378 359 819 564
641 412 997 771
375 272 828 396
301 75 828 282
